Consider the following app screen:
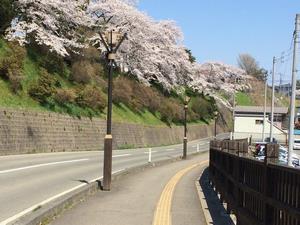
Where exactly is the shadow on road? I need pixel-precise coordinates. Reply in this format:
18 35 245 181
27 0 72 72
199 168 235 225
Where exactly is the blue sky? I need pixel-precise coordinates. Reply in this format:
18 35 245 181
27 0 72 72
138 0 299 84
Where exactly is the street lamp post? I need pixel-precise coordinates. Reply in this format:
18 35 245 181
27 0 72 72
99 30 127 191
214 111 219 139
183 96 191 159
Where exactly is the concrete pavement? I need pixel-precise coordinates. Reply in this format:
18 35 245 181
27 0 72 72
0 134 230 224
50 153 209 225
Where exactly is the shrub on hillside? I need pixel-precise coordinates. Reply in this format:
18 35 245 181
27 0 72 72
0 42 26 93
91 62 105 77
160 99 184 125
94 75 107 91
82 47 100 62
113 76 163 113
54 88 76 105
27 44 69 78
70 60 95 84
112 76 133 106
28 68 58 104
76 85 106 111
191 97 216 121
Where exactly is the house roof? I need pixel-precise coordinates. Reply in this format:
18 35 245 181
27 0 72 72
235 106 288 114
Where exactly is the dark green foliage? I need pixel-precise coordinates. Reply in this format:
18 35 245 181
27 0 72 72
28 68 59 103
185 86 199 97
0 0 16 35
27 45 69 78
0 42 26 92
185 49 196 63
191 96 217 121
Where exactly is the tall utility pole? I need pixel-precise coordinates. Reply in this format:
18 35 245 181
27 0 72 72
262 72 268 141
232 78 236 140
270 57 276 142
288 14 300 166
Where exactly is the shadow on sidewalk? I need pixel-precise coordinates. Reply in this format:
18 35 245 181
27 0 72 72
199 168 235 225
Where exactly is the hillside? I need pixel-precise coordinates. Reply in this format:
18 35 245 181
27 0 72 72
0 0 257 130
235 79 289 107
0 38 222 127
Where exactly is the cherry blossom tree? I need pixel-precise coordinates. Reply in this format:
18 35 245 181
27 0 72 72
5 0 91 56
88 0 193 90
4 0 250 107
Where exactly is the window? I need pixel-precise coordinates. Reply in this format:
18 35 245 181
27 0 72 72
255 120 263 125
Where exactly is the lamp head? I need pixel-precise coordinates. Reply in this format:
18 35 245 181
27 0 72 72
104 30 122 46
185 96 191 104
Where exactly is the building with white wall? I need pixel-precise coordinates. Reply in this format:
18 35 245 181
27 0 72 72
234 106 288 143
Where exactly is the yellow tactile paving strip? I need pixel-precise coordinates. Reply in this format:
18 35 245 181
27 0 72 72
152 160 208 225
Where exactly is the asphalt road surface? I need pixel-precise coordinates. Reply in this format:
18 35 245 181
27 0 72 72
0 133 229 224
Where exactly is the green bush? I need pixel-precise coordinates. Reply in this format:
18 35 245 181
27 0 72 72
76 85 106 111
191 96 217 121
0 42 26 93
27 45 69 78
54 88 76 105
28 68 58 103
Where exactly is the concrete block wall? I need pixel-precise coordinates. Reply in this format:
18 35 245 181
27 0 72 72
0 107 226 155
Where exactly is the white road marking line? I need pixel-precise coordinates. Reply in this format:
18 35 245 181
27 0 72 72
0 159 89 175
112 154 131 158
199 142 209 146
166 149 175 151
144 151 157 153
0 169 124 225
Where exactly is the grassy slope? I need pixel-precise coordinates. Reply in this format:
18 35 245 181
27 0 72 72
0 39 45 111
0 38 188 126
235 79 289 107
236 92 252 106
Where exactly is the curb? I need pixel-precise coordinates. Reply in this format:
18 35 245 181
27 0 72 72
195 167 237 225
11 151 207 225
195 166 213 225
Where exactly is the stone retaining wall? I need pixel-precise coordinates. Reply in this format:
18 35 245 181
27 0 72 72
0 108 227 155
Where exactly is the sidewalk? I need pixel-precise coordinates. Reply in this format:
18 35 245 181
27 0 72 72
50 153 209 225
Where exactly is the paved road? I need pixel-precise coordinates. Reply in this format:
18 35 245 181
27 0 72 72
0 133 229 224
51 151 209 225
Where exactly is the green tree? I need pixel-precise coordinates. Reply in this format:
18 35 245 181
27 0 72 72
185 49 196 64
0 0 16 35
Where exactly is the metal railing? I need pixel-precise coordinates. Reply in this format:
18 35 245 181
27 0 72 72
209 140 300 225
